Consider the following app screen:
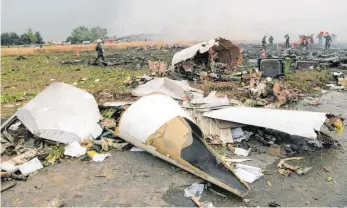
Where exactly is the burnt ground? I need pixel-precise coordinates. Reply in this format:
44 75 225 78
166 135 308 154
1 91 346 207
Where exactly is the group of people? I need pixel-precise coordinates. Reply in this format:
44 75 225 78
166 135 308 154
299 34 315 49
261 35 284 49
261 32 335 50
261 35 274 49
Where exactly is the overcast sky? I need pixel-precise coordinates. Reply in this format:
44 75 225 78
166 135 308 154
2 0 347 42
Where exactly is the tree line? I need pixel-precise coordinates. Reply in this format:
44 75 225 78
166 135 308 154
1 26 109 45
1 29 43 46
66 26 108 44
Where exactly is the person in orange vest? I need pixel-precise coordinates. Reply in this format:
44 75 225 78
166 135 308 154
316 31 324 47
300 35 305 47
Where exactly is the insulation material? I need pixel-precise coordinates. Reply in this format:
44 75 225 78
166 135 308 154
192 112 233 144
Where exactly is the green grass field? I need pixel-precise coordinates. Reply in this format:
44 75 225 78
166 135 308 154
1 51 147 117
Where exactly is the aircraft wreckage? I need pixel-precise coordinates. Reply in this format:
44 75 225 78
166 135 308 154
170 37 243 81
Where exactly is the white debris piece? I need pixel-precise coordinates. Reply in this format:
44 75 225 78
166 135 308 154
190 91 230 108
172 39 216 66
132 78 203 101
18 157 43 176
234 148 251 156
234 164 263 183
92 153 111 162
64 141 86 157
130 147 145 152
203 106 327 139
184 183 205 200
266 77 272 82
225 158 252 163
231 128 244 138
202 201 214 208
119 94 193 143
101 101 132 107
333 72 346 77
231 128 253 142
326 84 345 90
0 162 19 173
1 82 103 144
9 121 21 131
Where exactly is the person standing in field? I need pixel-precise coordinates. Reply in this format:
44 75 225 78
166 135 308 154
262 36 267 50
269 36 274 46
95 39 105 62
284 34 290 48
324 33 332 50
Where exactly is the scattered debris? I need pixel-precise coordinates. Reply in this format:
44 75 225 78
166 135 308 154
296 167 312 176
243 198 251 203
268 201 281 207
201 201 214 208
268 144 281 156
323 166 332 172
87 150 111 162
277 157 304 171
277 157 312 176
64 142 87 157
16 55 27 60
132 78 203 101
92 138 129 151
234 164 263 183
4 149 39 167
184 183 205 200
130 147 144 152
338 77 347 88
234 148 251 157
266 181 272 187
1 181 17 192
17 157 43 176
225 158 252 164
148 60 168 77
309 99 321 106
278 168 292 176
191 196 204 208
